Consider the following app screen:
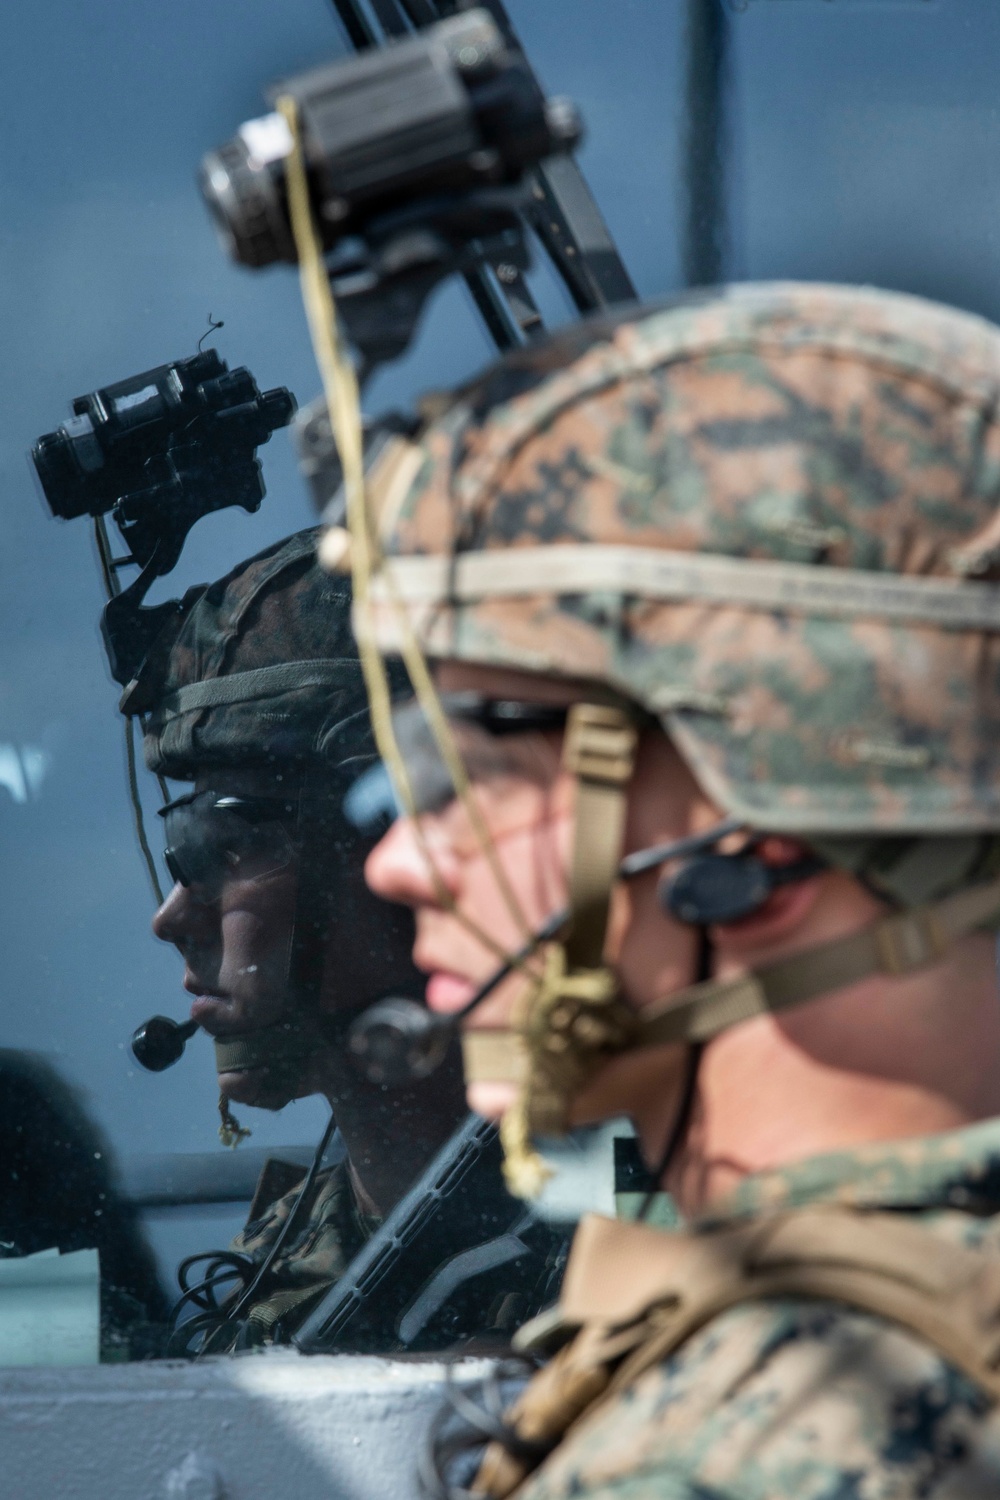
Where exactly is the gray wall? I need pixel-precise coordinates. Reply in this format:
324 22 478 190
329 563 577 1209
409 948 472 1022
0 1353 492 1500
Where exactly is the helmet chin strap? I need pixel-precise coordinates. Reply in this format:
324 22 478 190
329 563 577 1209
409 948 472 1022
472 868 1000 1080
472 704 1000 1199
213 1020 323 1079
498 703 641 1198
212 767 344 1102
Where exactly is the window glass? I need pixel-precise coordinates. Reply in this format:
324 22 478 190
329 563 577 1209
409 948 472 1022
3 0 997 1363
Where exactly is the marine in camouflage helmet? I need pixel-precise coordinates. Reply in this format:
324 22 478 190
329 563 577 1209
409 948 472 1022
127 528 467 1350
353 283 1000 1495
366 280 1000 841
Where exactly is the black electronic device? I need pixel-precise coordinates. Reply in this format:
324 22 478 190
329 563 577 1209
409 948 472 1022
130 1016 200 1073
32 350 295 686
200 8 581 376
659 849 825 926
201 9 579 272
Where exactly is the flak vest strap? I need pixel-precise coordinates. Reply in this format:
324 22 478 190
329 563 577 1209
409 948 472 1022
475 1207 1000 1499
462 871 1000 1086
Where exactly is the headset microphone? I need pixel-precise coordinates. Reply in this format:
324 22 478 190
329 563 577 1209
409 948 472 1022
345 818 827 1087
131 1015 199 1072
129 824 822 1082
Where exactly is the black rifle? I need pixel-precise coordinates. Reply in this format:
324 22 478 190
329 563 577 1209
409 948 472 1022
295 1114 569 1353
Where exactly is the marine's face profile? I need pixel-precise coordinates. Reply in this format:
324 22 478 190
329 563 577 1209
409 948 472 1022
152 768 301 1108
365 662 703 1127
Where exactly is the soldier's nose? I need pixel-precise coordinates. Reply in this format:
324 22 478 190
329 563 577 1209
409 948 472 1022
365 817 459 909
152 882 215 947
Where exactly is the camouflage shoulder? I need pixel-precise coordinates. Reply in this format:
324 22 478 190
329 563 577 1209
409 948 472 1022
231 1157 370 1286
703 1116 1000 1225
517 1296 1000 1500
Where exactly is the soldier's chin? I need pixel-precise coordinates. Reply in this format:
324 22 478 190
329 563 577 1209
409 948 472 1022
468 1080 517 1120
218 1067 296 1113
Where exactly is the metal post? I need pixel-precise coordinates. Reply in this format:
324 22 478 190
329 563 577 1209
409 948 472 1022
681 0 730 287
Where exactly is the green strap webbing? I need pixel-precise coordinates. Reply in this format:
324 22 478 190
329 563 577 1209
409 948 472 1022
214 1022 320 1074
157 659 362 719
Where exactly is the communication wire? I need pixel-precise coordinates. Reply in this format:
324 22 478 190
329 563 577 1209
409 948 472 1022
94 517 165 905
277 95 533 964
125 717 165 906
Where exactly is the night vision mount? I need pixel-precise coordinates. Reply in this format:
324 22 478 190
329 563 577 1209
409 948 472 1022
32 350 295 687
200 7 582 380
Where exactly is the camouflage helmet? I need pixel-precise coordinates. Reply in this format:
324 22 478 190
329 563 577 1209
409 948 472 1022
345 282 1000 1190
128 527 369 781
362 282 1000 899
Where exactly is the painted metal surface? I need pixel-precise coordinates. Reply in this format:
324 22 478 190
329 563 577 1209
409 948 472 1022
0 1351 491 1500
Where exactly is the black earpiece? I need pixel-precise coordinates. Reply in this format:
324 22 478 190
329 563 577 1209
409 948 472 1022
347 997 454 1088
660 851 824 926
131 1015 199 1072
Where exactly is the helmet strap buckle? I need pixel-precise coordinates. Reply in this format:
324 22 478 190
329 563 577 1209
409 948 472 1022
503 703 639 1196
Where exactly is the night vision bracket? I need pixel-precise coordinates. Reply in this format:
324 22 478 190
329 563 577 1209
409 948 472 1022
32 349 295 688
200 7 581 383
199 3 622 512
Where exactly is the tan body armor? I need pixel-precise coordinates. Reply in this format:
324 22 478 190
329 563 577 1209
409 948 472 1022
476 1208 1000 1498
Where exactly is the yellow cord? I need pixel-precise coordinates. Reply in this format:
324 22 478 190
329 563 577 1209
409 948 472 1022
277 95 532 960
218 1095 252 1149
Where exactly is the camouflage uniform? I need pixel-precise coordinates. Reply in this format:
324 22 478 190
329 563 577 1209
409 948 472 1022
527 1120 1000 1500
226 1155 378 1345
351 284 1000 1492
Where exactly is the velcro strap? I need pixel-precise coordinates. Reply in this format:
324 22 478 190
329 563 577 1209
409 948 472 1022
158 660 361 719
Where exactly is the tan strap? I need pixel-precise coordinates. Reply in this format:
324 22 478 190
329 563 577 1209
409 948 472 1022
462 873 1000 1088
562 704 638 970
462 1029 528 1086
572 1208 1000 1408
369 544 1000 634
639 870 1000 1046
494 705 638 1193
476 1208 1000 1498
